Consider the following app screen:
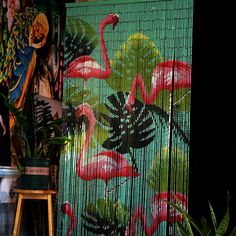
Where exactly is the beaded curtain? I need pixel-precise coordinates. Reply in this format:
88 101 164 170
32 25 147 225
57 0 193 235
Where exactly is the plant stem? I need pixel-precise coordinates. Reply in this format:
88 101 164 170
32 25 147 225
129 148 138 173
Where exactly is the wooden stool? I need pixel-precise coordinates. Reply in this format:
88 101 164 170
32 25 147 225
13 189 57 236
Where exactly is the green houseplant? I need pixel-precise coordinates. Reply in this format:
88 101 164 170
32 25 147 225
6 93 68 189
167 191 236 236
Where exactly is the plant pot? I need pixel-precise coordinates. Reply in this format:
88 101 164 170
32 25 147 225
21 158 50 190
0 166 20 236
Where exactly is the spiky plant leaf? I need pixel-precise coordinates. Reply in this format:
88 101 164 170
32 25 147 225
167 201 203 236
229 226 236 236
215 205 230 235
167 191 236 236
201 217 212 236
176 221 190 236
209 202 217 232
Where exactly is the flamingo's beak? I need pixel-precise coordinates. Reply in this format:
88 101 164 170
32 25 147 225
113 19 119 29
61 201 70 215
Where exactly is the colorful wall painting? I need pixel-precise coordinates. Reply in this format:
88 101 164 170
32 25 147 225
0 1 65 234
58 0 193 235
0 0 64 166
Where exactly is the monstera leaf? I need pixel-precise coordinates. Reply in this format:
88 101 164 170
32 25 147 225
147 147 189 193
64 17 98 69
101 91 156 155
106 33 163 93
81 199 129 235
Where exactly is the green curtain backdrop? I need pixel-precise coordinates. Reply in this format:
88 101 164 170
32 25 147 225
57 0 193 235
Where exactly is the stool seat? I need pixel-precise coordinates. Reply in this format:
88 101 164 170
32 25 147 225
13 189 57 236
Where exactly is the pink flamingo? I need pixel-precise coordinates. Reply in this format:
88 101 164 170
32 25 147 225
126 60 192 111
61 201 77 236
125 191 188 236
64 13 119 84
75 103 139 185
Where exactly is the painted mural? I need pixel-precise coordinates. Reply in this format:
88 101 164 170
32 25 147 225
58 0 193 235
0 0 64 164
0 0 64 234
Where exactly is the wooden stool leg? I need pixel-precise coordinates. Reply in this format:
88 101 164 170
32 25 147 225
47 194 54 236
13 193 24 236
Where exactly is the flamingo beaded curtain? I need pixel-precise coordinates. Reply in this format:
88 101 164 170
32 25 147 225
58 0 193 235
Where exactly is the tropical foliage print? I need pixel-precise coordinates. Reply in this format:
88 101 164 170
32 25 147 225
147 147 189 193
106 33 191 113
64 17 98 69
59 6 192 235
106 33 163 93
81 199 129 235
101 91 156 154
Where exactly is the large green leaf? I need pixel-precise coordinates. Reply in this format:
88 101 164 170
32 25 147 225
106 33 163 93
64 17 98 68
147 147 188 193
81 199 129 235
65 88 91 106
93 103 109 145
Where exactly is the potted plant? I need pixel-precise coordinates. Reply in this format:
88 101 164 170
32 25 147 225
167 191 236 236
7 93 69 189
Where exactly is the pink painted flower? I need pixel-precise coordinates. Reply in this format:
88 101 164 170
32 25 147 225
5 0 20 32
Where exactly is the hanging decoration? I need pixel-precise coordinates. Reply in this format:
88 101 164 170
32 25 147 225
58 0 193 235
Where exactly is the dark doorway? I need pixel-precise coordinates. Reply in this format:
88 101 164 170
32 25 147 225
190 0 236 231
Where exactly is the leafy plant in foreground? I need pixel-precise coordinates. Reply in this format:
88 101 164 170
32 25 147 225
167 192 236 236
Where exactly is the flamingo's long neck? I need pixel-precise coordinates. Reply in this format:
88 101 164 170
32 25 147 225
76 104 96 174
66 206 76 236
126 74 159 111
98 19 112 77
66 213 76 236
126 206 159 236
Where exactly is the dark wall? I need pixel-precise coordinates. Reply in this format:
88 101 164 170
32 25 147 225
189 0 236 230
0 84 11 166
